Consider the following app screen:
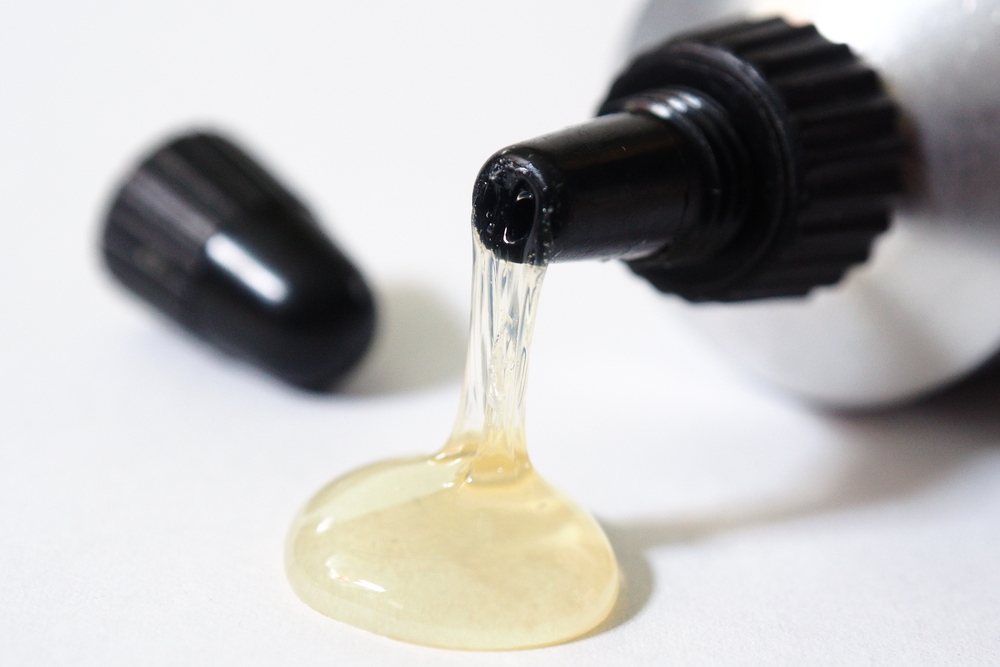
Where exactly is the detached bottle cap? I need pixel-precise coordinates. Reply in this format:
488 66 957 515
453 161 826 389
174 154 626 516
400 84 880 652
102 131 376 391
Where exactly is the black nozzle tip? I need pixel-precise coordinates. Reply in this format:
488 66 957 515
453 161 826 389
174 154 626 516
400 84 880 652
472 151 554 265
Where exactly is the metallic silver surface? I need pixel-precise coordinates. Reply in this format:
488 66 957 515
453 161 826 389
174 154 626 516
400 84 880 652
630 0 1000 407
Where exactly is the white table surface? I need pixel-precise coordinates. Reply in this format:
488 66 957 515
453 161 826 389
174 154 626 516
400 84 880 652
1 1 998 664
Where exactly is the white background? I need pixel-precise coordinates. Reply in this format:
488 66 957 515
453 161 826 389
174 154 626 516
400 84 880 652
1 1 998 664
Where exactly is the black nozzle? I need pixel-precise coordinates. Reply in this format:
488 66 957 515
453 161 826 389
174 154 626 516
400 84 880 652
102 131 376 391
473 89 750 267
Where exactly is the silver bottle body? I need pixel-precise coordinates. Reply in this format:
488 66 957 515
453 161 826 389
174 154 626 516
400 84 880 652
629 0 1000 408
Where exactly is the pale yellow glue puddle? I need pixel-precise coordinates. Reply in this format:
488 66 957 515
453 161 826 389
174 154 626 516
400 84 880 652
285 235 619 650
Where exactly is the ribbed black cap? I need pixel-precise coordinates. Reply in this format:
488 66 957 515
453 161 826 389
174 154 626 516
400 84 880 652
102 131 376 391
610 17 904 301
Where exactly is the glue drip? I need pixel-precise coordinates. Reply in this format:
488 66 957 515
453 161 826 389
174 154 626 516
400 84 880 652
284 234 620 650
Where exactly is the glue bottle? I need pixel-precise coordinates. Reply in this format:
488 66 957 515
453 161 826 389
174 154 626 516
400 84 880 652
472 0 1000 408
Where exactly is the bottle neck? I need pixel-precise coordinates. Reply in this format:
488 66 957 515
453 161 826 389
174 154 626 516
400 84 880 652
471 87 751 267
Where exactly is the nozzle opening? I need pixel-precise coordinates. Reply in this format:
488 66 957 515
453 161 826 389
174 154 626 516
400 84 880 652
503 183 538 245
474 156 550 264
479 178 538 247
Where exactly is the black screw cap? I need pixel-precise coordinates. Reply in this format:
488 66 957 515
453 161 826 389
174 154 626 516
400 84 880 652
102 131 376 391
610 17 905 301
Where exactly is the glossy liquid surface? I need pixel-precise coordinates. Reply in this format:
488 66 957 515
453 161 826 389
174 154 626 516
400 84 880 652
285 236 619 650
